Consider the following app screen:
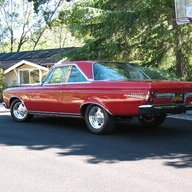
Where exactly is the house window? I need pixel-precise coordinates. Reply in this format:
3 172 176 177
19 69 40 84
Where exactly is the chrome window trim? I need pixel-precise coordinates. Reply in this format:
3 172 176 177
43 64 91 86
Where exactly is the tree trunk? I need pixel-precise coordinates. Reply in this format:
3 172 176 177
175 48 188 79
173 22 188 80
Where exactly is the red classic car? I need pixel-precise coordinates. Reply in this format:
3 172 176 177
3 61 192 134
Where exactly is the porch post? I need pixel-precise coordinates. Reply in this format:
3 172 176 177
14 69 20 85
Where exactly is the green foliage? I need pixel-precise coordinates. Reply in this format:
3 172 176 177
28 0 71 13
59 0 192 80
0 0 71 52
141 66 181 81
0 68 5 102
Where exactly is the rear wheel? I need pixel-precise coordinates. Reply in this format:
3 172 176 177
11 99 33 122
138 114 166 128
85 105 115 134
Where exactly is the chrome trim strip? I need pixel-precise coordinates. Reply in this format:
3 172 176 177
41 81 92 86
28 111 82 118
139 104 192 109
139 105 153 108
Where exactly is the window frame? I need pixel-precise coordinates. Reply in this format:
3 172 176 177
67 65 89 84
18 68 41 85
92 62 150 81
44 66 71 85
43 64 90 85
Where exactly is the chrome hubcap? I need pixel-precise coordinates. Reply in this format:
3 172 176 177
89 106 105 129
13 102 27 120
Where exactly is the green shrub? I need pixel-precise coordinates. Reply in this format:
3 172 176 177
0 69 6 103
141 66 181 81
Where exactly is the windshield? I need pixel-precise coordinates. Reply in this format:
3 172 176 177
94 62 150 81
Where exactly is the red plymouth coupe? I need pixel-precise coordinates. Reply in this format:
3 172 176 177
3 61 192 134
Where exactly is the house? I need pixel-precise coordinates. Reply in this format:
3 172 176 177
0 48 72 86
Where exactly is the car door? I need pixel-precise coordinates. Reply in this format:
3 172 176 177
60 65 89 114
29 66 70 113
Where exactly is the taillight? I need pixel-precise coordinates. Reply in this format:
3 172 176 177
146 91 156 102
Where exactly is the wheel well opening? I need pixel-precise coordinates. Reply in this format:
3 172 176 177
10 97 20 106
80 103 112 117
80 104 91 117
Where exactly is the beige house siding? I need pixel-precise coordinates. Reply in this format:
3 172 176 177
4 71 18 86
17 64 36 70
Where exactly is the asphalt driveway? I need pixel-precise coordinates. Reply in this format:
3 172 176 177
0 111 191 192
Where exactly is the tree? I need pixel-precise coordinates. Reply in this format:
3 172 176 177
28 0 71 13
0 68 5 102
0 0 67 52
60 0 192 80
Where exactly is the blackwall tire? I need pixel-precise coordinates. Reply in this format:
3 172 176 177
85 105 115 134
139 114 166 128
11 99 33 122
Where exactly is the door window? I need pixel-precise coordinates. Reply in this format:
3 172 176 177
68 66 87 82
45 66 70 84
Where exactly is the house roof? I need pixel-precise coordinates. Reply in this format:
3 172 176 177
4 60 49 74
0 48 73 70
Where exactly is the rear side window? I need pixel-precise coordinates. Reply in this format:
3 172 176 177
93 62 148 81
68 66 87 83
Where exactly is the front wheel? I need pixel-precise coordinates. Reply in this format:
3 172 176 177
138 114 166 128
85 105 115 134
11 99 33 122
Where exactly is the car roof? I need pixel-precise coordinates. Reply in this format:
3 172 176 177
55 61 97 79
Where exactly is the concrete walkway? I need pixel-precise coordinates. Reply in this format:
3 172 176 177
0 103 9 112
168 110 192 121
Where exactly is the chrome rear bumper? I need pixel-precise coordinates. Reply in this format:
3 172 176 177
139 103 192 115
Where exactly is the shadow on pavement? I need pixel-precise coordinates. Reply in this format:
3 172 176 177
0 112 191 168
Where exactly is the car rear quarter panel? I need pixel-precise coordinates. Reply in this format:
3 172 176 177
74 81 150 116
